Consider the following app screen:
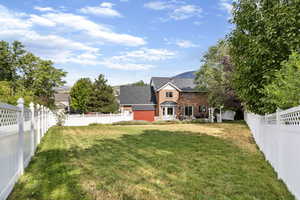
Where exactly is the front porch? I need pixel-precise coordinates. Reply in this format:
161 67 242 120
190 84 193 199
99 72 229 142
160 101 177 120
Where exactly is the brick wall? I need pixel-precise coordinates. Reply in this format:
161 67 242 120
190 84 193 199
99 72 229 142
156 89 179 118
177 92 208 118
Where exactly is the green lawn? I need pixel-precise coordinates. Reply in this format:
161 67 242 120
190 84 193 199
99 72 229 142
9 123 294 200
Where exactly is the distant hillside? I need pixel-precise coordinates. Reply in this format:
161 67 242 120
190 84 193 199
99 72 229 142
173 71 196 79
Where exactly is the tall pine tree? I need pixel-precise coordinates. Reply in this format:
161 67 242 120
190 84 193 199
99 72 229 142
89 74 118 113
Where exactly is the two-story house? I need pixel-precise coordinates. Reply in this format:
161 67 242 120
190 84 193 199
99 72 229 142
119 76 208 122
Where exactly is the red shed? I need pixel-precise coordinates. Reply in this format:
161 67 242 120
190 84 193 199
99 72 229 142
132 105 156 122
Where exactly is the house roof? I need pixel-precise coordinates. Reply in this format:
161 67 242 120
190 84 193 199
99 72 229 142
119 85 157 105
151 77 198 92
132 105 156 111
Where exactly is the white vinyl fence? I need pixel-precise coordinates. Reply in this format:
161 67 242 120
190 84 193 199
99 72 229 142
64 113 133 126
245 106 300 200
0 99 55 200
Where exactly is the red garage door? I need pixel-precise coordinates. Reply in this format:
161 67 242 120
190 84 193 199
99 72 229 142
133 110 155 122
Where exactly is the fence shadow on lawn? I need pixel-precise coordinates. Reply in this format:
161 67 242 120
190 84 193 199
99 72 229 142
8 127 295 200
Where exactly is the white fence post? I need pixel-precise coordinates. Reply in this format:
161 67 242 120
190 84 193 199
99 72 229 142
46 108 49 130
36 104 41 145
41 105 44 137
30 102 35 157
276 108 281 126
17 98 25 175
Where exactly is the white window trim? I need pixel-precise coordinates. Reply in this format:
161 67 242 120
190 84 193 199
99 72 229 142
165 91 173 98
184 105 194 117
157 82 182 92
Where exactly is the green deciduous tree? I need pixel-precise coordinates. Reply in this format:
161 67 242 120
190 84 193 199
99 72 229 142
30 60 66 107
70 78 93 114
263 52 300 110
229 0 300 114
195 40 241 110
0 40 66 108
89 74 118 113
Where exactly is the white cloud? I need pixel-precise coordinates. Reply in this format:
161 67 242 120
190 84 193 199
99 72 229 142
164 38 199 48
100 48 176 70
193 21 203 26
144 1 202 21
144 1 173 10
100 61 154 70
79 2 122 17
219 0 233 15
170 5 202 20
113 48 176 61
176 40 198 48
34 6 55 12
29 14 56 27
0 5 31 29
0 4 100 66
41 12 146 46
0 4 162 72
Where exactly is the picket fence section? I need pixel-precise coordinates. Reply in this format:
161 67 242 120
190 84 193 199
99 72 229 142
64 113 133 126
245 106 300 200
0 99 55 200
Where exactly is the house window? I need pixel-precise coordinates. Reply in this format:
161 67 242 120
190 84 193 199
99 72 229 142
167 107 173 115
184 106 193 116
166 92 173 98
199 105 207 113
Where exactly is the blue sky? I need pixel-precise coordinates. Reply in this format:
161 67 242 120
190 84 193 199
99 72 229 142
0 0 233 86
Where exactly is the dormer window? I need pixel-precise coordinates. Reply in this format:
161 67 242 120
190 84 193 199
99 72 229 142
166 92 173 98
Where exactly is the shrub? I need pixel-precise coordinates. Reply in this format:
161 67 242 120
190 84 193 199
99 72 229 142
55 111 66 126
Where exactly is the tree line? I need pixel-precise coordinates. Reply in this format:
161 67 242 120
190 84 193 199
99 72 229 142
69 77 148 113
196 0 300 115
0 41 66 108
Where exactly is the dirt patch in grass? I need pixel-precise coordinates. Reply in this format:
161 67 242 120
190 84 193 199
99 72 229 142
131 123 257 153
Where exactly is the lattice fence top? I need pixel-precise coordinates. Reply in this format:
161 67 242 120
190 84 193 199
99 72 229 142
0 103 20 127
264 106 300 126
280 106 300 126
24 108 31 122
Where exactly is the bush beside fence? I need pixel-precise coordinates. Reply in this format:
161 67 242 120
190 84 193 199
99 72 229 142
245 106 300 200
0 99 55 200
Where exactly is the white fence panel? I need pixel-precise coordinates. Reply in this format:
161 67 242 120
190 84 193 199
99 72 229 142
64 113 133 126
245 107 300 200
0 99 54 200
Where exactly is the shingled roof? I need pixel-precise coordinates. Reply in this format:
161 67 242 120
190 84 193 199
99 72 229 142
119 85 157 105
151 77 198 92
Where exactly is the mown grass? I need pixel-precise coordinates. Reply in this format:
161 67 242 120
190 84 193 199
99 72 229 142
8 123 294 200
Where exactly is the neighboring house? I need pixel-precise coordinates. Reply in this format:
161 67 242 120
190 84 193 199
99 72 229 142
119 76 208 122
54 86 70 112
